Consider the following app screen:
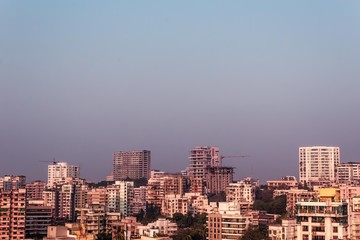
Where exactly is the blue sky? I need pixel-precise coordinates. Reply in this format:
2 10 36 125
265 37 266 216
1 1 360 182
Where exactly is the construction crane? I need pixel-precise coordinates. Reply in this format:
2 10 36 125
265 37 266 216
39 158 58 164
220 155 250 160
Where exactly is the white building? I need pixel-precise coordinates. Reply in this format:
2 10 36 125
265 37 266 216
299 146 340 185
47 162 80 187
107 181 134 217
137 218 178 237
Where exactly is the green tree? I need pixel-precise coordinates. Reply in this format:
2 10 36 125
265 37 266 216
96 231 112 240
240 225 266 240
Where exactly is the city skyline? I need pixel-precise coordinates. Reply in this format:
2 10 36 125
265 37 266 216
1 1 360 183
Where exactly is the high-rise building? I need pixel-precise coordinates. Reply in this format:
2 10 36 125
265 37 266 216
188 146 220 180
106 181 134 217
206 166 233 194
26 180 46 200
299 146 340 185
113 150 151 180
47 162 80 187
0 188 27 240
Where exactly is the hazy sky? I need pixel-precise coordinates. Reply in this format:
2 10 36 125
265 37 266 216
1 1 360 183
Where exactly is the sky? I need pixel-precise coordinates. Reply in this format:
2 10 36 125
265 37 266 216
1 1 360 183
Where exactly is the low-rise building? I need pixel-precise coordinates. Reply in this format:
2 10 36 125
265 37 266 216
137 218 177 237
44 226 77 240
268 219 296 240
112 217 142 240
226 179 256 203
267 176 298 189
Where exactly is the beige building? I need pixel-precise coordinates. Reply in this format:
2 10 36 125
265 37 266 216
273 188 317 217
106 181 134 217
299 146 340 185
337 162 360 183
26 180 46 200
268 219 296 240
0 175 26 191
226 179 256 203
132 186 147 214
267 176 298 189
146 173 185 207
161 194 188 217
339 184 360 200
0 189 27 240
113 150 151 180
188 146 220 180
76 207 121 237
295 188 348 240
87 187 107 208
44 226 77 240
161 192 209 217
207 202 251 240
112 217 142 240
348 196 360 239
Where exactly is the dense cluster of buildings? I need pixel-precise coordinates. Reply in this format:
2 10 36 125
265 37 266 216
2 146 360 239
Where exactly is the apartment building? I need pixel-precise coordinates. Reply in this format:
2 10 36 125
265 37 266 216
112 217 142 240
25 202 53 238
226 179 256 203
0 189 27 240
87 187 107 208
287 189 317 217
107 181 134 217
299 146 340 185
348 196 360 239
295 188 348 240
132 186 147 214
47 162 80 188
207 202 251 240
113 150 151 180
137 218 178 237
76 207 121 237
161 194 188 218
267 176 298 189
268 219 296 240
188 146 220 180
0 175 26 191
206 166 233 194
146 173 185 207
337 162 360 183
26 180 46 200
